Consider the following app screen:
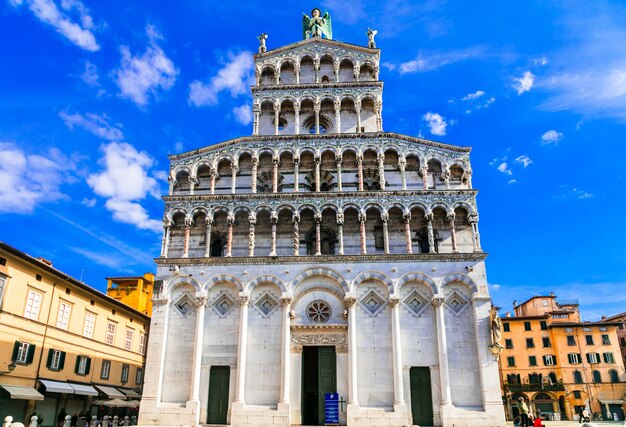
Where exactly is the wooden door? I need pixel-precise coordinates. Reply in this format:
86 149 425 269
410 366 434 426
318 346 337 425
207 366 230 424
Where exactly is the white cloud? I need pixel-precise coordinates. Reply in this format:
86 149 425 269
81 198 96 207
496 162 512 175
396 46 487 74
489 283 502 291
188 51 254 107
87 142 162 232
515 155 533 168
513 71 535 94
80 60 99 86
233 104 253 125
508 179 517 184
422 112 449 136
70 247 126 269
532 56 548 66
59 110 123 141
462 90 485 101
320 0 364 25
573 188 593 199
10 0 99 51
0 143 80 213
114 25 178 107
541 130 563 145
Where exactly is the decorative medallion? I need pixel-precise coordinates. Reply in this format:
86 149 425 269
359 289 385 316
307 300 332 323
254 291 280 317
212 292 235 317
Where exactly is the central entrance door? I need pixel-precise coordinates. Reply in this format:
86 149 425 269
410 367 434 426
207 365 230 424
302 346 336 425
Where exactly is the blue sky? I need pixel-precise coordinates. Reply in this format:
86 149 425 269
1 0 624 320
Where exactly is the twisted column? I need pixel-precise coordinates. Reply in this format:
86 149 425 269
448 213 458 253
274 103 280 135
314 212 322 255
231 165 238 194
378 154 386 190
389 295 404 405
381 212 390 254
293 157 300 192
420 166 429 189
314 156 321 192
345 294 358 404
294 103 301 135
270 210 278 256
226 214 234 257
209 169 217 194
234 293 250 403
359 211 367 254
160 219 171 257
426 213 435 253
334 99 341 133
355 105 362 133
279 294 292 404
403 213 412 254
432 295 452 405
294 65 300 84
203 218 213 257
336 156 343 191
469 214 482 251
337 212 344 255
182 217 192 258
292 213 300 256
399 157 407 190
272 157 279 193
248 214 256 256
357 155 364 191
251 157 258 193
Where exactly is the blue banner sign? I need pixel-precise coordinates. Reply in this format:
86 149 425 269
324 392 339 425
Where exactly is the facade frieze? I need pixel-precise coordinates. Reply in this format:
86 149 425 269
253 85 382 104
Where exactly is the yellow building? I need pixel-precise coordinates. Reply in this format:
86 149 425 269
106 273 154 316
0 241 150 426
499 295 626 422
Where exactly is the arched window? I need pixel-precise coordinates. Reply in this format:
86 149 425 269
210 237 224 257
507 374 520 385
573 370 583 384
609 369 619 383
548 372 557 385
529 373 542 385
592 370 601 383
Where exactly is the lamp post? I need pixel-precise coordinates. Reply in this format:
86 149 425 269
0 362 16 376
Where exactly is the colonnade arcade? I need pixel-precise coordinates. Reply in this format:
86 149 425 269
170 146 472 196
161 203 481 259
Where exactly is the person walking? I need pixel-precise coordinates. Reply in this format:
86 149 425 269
517 397 530 427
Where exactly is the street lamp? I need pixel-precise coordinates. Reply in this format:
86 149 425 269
0 362 16 376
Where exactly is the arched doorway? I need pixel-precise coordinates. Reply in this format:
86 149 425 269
534 392 556 417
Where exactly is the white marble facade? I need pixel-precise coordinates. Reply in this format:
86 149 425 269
139 33 505 427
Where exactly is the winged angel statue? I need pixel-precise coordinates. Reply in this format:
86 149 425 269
302 8 332 40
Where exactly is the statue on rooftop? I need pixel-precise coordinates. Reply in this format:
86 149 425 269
257 32 268 53
302 8 332 40
367 28 378 48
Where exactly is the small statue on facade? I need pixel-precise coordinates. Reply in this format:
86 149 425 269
302 8 332 40
489 304 503 359
257 32 268 53
367 28 378 48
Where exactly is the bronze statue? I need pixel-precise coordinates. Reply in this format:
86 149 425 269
302 8 332 40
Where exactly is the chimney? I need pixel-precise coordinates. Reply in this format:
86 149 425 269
549 292 555 297
506 312 511 318
37 257 53 266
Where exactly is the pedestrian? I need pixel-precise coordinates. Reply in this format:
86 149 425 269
71 413 78 427
517 397 530 427
582 408 590 423
533 412 545 427
57 409 67 427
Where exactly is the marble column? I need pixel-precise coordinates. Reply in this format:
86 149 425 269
336 156 343 191
355 105 362 133
337 213 344 255
314 102 321 134
189 293 208 406
234 293 250 403
270 211 278 256
389 295 405 406
334 99 341 133
251 157 258 194
274 69 280 85
314 156 321 192
252 105 260 135
226 215 234 257
357 156 364 191
334 61 340 82
382 212 390 254
469 215 482 251
448 213 458 253
426 213 435 254
248 214 256 257
399 158 407 190
295 65 300 84
358 212 367 254
292 213 300 256
279 294 292 404
443 167 450 190
182 218 191 258
314 58 320 83
203 218 213 257
378 154 386 190
420 166 429 189
432 295 452 405
274 103 280 135
294 103 301 135
314 213 322 255
231 165 238 194
160 220 171 257
353 65 360 82
345 293 359 405
188 175 196 195
375 100 383 131
210 170 217 194
272 157 279 193
293 157 300 192
403 213 412 254
168 174 175 195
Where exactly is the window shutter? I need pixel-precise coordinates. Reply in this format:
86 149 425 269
85 358 91 375
12 341 20 362
59 352 66 370
26 344 35 364
46 349 54 368
596 352 601 363
586 353 591 363
75 356 81 374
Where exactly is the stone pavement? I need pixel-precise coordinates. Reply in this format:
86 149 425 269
505 422 626 427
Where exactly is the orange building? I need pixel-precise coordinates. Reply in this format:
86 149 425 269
603 311 626 368
499 295 626 422
106 273 154 316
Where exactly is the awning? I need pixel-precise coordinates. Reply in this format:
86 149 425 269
70 384 98 396
39 380 74 394
94 385 125 398
600 399 625 405
0 384 44 401
119 388 141 398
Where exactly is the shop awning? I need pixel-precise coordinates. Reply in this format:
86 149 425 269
94 385 125 398
70 383 98 396
39 380 74 394
600 399 625 405
119 388 141 398
0 384 44 400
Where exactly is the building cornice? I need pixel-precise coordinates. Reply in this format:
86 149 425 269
252 81 383 92
155 252 487 267
254 37 380 59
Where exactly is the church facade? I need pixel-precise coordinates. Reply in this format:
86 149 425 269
138 15 505 427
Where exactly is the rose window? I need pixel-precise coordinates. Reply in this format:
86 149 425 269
307 301 331 323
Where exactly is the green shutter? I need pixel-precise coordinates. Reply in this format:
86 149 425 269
75 356 81 374
12 341 20 362
85 358 91 375
46 349 53 368
26 344 35 364
59 352 66 370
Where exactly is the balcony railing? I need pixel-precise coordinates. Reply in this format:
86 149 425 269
504 382 565 392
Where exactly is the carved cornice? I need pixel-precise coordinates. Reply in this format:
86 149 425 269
254 37 379 63
252 81 383 92
253 85 382 102
154 252 488 267
290 324 348 331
